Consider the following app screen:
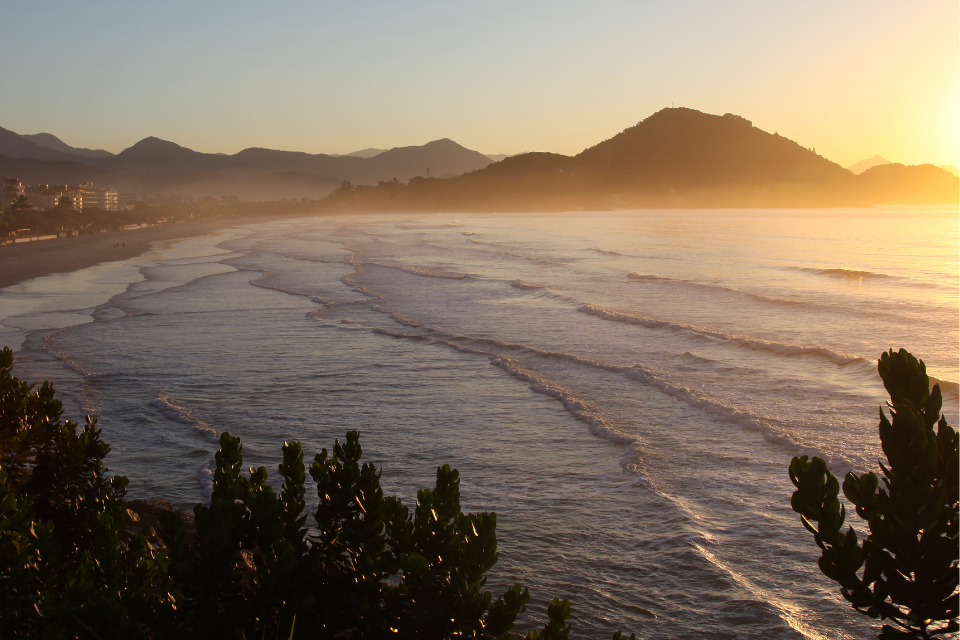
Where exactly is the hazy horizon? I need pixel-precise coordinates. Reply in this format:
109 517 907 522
1 0 956 168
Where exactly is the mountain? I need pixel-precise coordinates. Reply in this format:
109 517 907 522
0 131 492 200
348 139 492 183
847 155 890 175
98 136 220 174
22 133 114 158
0 154 114 185
0 153 341 201
856 163 959 204
3 110 954 206
345 148 387 159
448 108 855 208
938 164 959 177
0 122 493 195
80 137 490 184
322 108 958 211
0 124 495 200
0 125 84 162
485 154 510 162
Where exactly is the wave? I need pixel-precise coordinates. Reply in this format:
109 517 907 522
589 247 624 256
307 298 374 318
149 392 219 444
433 339 487 355
621 366 816 456
394 222 460 230
372 328 428 340
372 306 422 327
198 461 215 499
499 251 568 265
53 351 99 378
787 265 949 289
248 272 314 299
490 355 638 445
930 376 960 399
628 272 808 308
576 303 866 366
791 266 889 280
627 272 674 282
368 262 471 280
510 280 544 290
368 320 846 468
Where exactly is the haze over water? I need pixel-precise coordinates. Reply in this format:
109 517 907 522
2 207 957 638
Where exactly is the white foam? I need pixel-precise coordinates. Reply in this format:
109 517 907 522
372 328 427 340
577 304 865 366
198 461 215 499
372 306 422 327
150 392 219 444
510 280 544 290
368 261 471 280
490 355 639 445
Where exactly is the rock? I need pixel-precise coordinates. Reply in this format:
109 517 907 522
120 498 196 550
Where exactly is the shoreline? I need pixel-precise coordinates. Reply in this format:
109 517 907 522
0 211 328 290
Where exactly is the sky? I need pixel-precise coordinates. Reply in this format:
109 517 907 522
1 0 957 168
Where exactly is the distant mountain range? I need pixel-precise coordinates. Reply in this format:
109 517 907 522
847 155 959 178
22 132 115 159
1 109 956 207
847 155 891 175
0 127 494 200
322 108 959 210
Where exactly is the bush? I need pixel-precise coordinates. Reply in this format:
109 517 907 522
0 346 635 640
789 349 959 639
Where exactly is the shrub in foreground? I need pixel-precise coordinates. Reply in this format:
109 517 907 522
0 346 635 639
790 349 959 639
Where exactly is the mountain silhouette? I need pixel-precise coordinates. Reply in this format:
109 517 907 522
345 148 387 158
323 108 957 210
22 132 114 158
847 155 891 175
0 125 85 162
0 127 493 199
855 163 959 204
1 109 955 206
82 136 491 184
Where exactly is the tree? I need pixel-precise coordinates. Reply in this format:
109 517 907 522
54 194 74 211
0 346 175 638
789 348 959 639
0 345 635 639
9 194 32 212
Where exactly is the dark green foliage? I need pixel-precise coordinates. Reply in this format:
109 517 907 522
0 345 637 638
525 598 572 640
0 346 176 639
790 348 959 639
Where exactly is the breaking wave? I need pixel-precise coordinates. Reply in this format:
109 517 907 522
490 355 638 445
368 262 471 280
628 272 808 308
149 392 219 444
628 272 675 282
576 303 866 366
791 267 890 280
373 306 422 327
511 280 544 290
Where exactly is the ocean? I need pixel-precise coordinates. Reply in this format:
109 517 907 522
2 208 957 639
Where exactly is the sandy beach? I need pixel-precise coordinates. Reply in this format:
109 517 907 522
0 213 322 290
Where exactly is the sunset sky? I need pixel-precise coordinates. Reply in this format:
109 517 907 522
2 0 957 167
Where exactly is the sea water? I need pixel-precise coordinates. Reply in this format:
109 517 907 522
2 208 957 639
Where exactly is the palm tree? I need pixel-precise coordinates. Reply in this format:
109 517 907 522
9 195 33 212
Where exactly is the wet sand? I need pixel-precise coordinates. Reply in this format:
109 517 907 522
0 214 318 290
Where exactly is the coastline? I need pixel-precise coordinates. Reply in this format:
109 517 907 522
0 212 325 290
